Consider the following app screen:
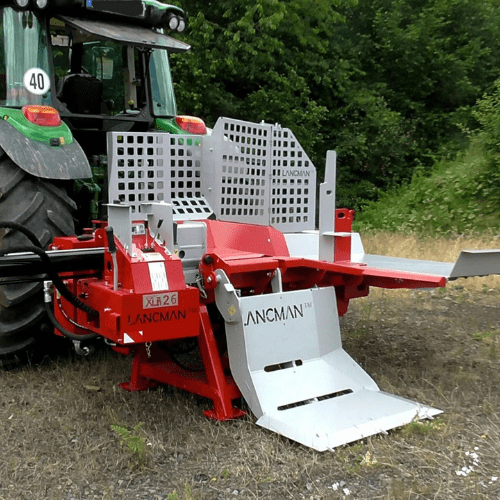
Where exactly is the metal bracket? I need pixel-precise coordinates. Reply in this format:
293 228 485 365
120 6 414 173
213 269 242 324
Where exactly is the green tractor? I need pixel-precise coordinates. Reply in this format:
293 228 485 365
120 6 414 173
0 0 205 360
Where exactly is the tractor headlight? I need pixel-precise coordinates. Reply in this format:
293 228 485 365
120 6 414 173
14 0 30 8
36 0 48 8
165 12 179 31
177 18 186 33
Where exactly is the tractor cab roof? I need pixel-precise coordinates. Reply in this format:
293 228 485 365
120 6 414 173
58 15 190 52
4 0 189 50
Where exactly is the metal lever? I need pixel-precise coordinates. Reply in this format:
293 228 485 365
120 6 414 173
105 226 118 291
144 220 150 249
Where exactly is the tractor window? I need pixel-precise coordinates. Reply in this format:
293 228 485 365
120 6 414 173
81 41 126 113
150 49 176 117
0 8 52 107
51 24 127 115
48 18 178 124
51 20 151 117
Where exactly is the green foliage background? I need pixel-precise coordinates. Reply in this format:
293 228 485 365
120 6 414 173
169 0 500 212
353 83 500 236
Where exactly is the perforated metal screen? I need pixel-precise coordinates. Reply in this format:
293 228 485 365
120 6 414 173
270 127 315 231
202 120 272 226
107 133 213 220
108 118 316 231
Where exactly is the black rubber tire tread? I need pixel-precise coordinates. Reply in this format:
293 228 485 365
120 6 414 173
0 154 77 357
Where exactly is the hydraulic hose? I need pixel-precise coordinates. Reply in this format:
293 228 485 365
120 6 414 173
1 222 99 343
0 244 98 317
44 298 98 341
0 221 43 248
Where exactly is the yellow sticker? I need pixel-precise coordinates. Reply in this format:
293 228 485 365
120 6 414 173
228 304 236 317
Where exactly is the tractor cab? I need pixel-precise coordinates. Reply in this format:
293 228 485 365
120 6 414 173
0 1 192 156
0 0 203 223
50 15 183 154
0 7 52 108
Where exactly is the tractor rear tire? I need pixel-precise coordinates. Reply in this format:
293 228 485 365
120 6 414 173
0 154 77 364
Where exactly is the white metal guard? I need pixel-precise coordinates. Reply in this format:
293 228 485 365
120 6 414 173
107 118 316 231
107 132 213 220
214 270 442 451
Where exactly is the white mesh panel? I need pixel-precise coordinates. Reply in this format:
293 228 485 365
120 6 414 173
171 198 213 221
204 119 272 225
107 119 316 231
108 133 163 210
108 132 212 219
270 127 316 232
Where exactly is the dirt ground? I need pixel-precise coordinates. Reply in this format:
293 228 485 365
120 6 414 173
0 286 499 500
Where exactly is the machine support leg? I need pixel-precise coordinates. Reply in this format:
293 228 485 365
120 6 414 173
198 305 245 421
118 307 244 421
119 345 157 392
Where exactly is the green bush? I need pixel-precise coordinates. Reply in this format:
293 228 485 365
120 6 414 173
353 79 500 236
352 140 500 236
474 79 500 174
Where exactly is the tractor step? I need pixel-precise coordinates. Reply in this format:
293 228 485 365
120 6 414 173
215 273 441 451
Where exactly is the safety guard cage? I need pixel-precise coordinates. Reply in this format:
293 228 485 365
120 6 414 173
108 117 317 232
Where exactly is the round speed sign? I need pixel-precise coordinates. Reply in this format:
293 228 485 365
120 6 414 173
23 68 51 96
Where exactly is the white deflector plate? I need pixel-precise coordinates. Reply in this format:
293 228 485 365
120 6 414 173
216 278 441 451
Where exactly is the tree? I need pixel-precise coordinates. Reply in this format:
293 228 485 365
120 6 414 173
170 0 500 209
171 0 355 166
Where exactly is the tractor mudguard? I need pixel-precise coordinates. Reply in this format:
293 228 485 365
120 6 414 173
0 119 91 180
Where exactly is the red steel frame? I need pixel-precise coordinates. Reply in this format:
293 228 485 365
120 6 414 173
50 212 446 421
119 305 245 421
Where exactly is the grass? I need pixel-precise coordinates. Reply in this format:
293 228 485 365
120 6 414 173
360 231 500 292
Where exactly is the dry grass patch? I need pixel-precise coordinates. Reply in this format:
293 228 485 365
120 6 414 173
361 231 500 292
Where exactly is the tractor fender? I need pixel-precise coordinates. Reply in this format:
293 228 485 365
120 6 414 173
0 119 91 180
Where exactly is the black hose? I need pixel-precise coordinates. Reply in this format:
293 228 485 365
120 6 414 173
0 244 98 317
57 296 98 335
0 221 43 248
44 300 98 341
